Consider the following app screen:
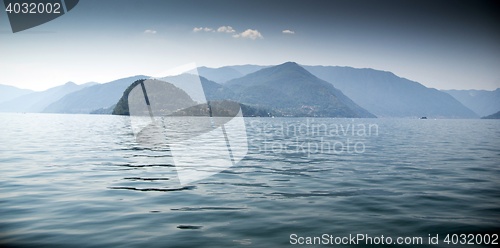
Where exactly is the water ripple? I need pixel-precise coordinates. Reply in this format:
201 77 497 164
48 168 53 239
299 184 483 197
107 186 196 192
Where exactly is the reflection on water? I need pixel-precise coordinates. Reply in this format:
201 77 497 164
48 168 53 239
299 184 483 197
0 113 499 247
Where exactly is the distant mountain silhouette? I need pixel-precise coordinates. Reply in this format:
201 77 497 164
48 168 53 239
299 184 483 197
481 110 500 119
0 84 33 104
443 89 500 117
4 63 489 119
43 75 147 114
227 65 269 75
225 62 376 117
198 65 268 83
305 65 478 118
0 82 92 113
198 67 243 84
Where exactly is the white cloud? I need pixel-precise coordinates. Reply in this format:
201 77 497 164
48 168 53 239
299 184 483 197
282 29 295 34
232 29 263 40
144 29 157 34
217 26 236 33
193 27 214 32
194 26 263 40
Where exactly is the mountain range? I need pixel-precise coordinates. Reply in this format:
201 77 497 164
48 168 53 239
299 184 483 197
443 89 500 117
1 62 496 118
224 62 374 117
42 76 146 114
0 84 33 104
0 82 94 113
198 64 488 118
304 66 478 118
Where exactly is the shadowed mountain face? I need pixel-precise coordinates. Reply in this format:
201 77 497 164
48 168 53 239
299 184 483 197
304 66 478 118
155 74 236 102
42 75 147 114
225 62 376 118
199 76 235 101
0 82 91 113
112 79 196 116
443 89 500 117
481 110 500 119
112 77 273 117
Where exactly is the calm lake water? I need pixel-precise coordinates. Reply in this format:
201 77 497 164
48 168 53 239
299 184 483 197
1 113 499 247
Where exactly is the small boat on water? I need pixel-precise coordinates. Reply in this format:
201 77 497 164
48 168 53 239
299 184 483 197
420 116 427 119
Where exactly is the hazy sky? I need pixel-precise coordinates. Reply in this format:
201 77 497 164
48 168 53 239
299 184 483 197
1 0 499 91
